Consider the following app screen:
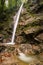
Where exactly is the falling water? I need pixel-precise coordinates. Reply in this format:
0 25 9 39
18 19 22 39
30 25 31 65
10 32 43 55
6 1 27 45
6 1 37 63
10 3 24 44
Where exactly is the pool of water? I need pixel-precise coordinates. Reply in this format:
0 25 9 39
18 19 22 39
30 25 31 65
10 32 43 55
14 53 43 65
0 45 43 65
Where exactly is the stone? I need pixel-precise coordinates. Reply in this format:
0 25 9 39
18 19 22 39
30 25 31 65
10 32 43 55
32 45 41 54
36 33 43 41
23 26 41 34
3 39 7 43
15 36 26 44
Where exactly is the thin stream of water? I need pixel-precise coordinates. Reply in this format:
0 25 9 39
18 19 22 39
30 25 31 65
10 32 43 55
11 3 24 44
7 3 24 45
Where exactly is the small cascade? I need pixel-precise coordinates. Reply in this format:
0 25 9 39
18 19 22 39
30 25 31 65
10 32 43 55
6 0 27 45
7 3 24 45
11 3 24 44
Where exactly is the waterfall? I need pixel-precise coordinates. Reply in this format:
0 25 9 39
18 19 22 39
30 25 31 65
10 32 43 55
7 3 24 44
11 3 24 44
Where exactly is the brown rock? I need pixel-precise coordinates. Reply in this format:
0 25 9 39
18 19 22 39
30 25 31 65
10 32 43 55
23 26 41 34
32 45 40 51
36 33 43 40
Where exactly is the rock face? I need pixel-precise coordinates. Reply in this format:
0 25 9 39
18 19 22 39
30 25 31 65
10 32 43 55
15 0 43 44
0 0 43 44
